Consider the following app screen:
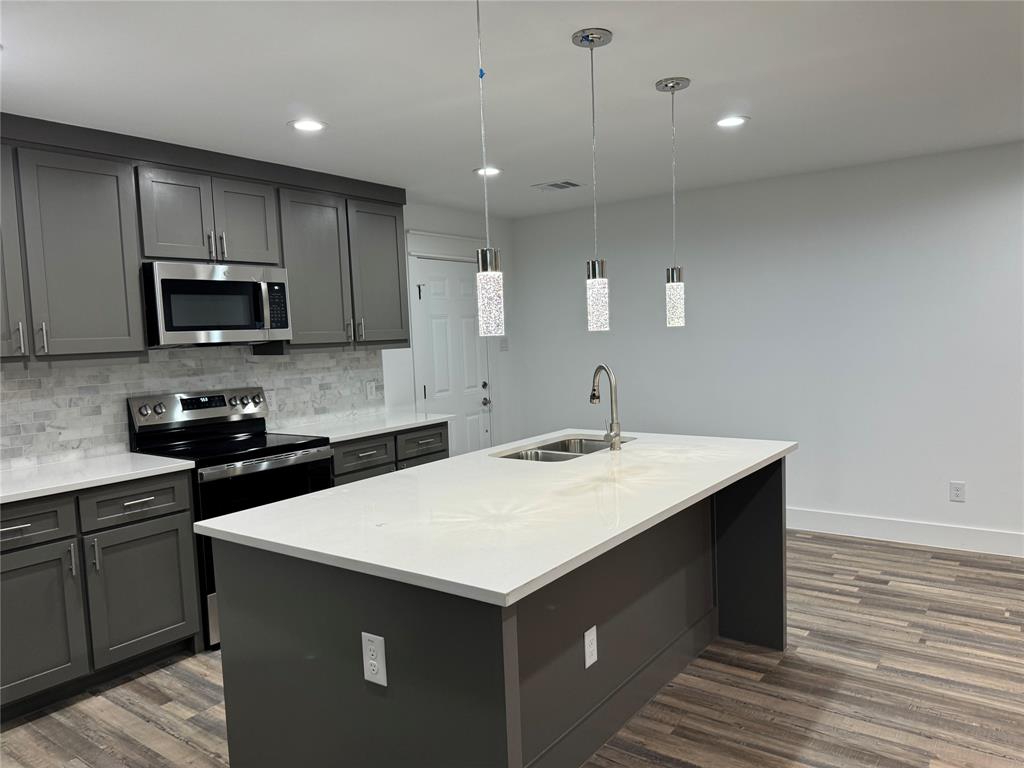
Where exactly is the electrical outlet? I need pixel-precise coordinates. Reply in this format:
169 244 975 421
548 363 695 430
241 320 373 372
949 481 966 503
361 632 387 686
584 625 598 669
263 389 275 409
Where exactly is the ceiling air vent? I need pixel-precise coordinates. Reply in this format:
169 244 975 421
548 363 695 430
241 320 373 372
531 180 583 191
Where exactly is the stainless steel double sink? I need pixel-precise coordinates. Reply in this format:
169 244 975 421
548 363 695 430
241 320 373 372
498 434 635 462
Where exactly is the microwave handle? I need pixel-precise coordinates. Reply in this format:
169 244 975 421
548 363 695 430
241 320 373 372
260 281 271 330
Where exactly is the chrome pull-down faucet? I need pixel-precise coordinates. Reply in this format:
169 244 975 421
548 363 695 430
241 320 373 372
590 364 622 450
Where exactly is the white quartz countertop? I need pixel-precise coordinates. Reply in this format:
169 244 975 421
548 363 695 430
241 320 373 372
1 453 195 505
194 430 797 606
275 409 453 444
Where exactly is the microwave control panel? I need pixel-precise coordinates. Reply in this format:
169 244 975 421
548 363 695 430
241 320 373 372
268 283 289 329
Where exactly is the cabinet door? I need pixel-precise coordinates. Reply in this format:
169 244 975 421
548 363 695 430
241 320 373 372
1 539 89 703
211 177 280 264
347 200 409 343
1 145 29 357
84 512 199 669
18 149 144 355
137 166 215 261
280 189 353 345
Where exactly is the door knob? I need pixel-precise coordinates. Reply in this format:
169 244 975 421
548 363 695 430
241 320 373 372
481 397 491 407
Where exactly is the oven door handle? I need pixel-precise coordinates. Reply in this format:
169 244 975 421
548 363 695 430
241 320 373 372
197 445 333 483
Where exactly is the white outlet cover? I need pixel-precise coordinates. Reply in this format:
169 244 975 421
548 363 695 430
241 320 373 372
361 632 388 686
584 625 598 668
949 481 966 502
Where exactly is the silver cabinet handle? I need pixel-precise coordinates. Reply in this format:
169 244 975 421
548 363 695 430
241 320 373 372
122 496 156 507
40 321 48 353
207 230 216 261
219 231 228 260
0 523 32 534
68 543 77 578
358 318 365 340
91 538 101 572
15 320 25 354
345 319 354 341
417 438 436 445
357 450 377 458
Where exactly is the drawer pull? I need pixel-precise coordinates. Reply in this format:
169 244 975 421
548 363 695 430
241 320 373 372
122 496 156 507
417 438 437 445
0 523 32 534
357 450 377 458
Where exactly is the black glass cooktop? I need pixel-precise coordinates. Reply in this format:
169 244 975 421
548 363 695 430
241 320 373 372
141 432 329 468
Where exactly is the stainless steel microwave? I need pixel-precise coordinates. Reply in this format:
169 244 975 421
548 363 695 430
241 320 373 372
143 262 292 346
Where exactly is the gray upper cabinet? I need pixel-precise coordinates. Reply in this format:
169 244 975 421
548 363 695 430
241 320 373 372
347 199 409 343
280 189 353 345
137 166 280 265
1 145 29 357
1 538 90 703
84 512 199 669
137 166 215 261
210 177 280 264
18 149 144 355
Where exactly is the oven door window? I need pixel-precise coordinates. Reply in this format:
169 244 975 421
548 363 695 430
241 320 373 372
161 279 264 331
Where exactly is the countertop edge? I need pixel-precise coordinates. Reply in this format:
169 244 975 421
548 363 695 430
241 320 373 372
194 440 797 606
278 412 454 443
1 459 196 505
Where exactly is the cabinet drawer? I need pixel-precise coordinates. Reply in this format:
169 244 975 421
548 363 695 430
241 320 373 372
396 424 449 461
0 494 77 551
78 473 191 532
333 436 395 475
334 463 396 486
397 452 448 471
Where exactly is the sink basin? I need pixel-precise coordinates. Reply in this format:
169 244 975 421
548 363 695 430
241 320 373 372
533 436 635 454
501 449 581 462
497 435 635 461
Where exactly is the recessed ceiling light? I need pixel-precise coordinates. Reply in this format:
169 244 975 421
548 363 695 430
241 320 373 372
289 119 326 133
716 115 749 129
475 166 501 177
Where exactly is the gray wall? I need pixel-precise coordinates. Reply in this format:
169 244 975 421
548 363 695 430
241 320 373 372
499 142 1024 556
1 346 383 469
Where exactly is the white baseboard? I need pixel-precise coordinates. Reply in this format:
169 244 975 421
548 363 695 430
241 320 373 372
787 506 1024 558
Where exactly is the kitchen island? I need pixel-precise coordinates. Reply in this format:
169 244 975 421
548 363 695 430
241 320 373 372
196 430 796 768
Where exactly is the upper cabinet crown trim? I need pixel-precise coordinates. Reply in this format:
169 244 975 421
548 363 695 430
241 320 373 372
0 113 405 206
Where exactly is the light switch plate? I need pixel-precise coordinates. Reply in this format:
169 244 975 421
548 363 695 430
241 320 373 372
584 625 598 668
361 632 388 686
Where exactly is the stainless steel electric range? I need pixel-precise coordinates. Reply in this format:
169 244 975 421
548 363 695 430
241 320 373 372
128 387 332 647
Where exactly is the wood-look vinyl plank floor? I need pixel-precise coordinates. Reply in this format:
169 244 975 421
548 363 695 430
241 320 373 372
3 531 1021 768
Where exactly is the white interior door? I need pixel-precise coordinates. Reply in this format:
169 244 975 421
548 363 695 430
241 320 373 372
410 254 492 455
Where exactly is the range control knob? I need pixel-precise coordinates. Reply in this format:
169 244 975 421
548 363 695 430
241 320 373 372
229 396 239 407
138 404 151 417
252 393 263 405
153 402 166 416
240 396 251 407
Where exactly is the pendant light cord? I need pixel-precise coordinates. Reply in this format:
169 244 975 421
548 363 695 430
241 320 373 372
476 0 491 250
671 90 677 268
589 45 599 262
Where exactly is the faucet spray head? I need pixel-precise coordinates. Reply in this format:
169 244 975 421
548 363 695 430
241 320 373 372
589 386 601 404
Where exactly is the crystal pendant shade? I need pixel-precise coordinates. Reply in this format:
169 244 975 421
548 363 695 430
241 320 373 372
476 248 504 337
586 259 610 332
666 267 685 328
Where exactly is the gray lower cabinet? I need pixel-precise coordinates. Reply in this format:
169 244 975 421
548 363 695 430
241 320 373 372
280 189 353 344
347 199 409 343
1 539 90 703
137 165 280 265
1 145 29 357
83 511 199 669
137 166 216 261
18 149 144 355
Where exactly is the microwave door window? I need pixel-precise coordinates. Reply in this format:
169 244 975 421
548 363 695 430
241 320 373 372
162 280 264 331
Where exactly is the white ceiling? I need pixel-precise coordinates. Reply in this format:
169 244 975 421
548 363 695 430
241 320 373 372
2 1 1021 218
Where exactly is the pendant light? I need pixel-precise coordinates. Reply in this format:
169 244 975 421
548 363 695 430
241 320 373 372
573 28 613 332
656 77 690 328
474 0 504 337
